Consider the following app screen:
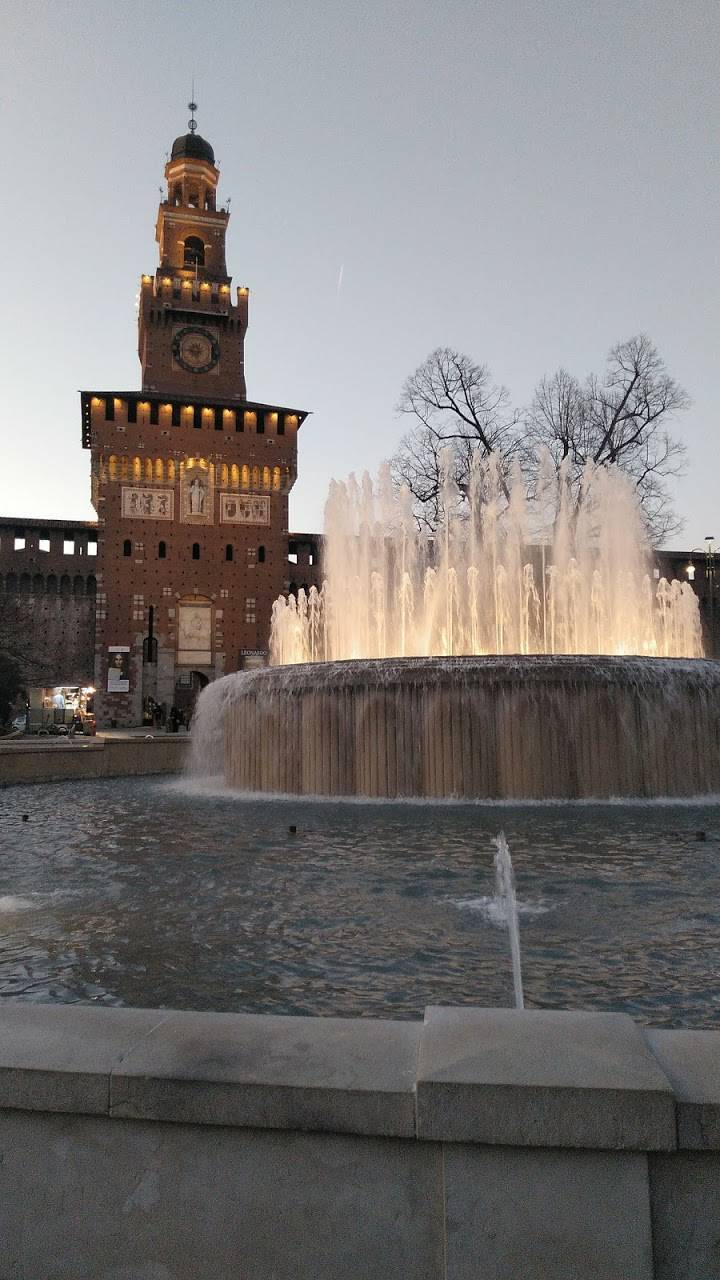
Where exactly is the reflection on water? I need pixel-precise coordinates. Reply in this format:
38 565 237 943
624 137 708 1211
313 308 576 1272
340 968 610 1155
0 778 719 1027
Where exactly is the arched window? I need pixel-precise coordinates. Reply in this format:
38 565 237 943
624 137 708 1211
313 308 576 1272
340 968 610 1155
108 456 118 481
155 459 164 483
32 573 45 595
158 541 166 559
73 575 85 597
173 183 182 205
86 575 97 596
225 544 233 562
184 236 205 266
258 546 266 563
192 542 200 560
46 574 57 595
123 539 132 557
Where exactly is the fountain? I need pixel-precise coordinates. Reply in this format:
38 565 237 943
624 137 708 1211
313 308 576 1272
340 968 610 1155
193 454 720 799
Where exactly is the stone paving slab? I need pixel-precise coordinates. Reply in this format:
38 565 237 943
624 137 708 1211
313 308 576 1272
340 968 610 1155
645 1028 720 1149
110 1008 422 1137
0 1002 172 1115
416 1006 676 1150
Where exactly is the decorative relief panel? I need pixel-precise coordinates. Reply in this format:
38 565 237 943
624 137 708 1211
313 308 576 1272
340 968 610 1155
220 493 270 526
121 487 174 520
177 603 212 666
181 466 214 525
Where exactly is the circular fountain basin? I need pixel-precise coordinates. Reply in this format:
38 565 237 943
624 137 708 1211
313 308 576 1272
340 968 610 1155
223 655 720 800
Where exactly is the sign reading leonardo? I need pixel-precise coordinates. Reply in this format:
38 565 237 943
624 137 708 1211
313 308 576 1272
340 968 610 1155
220 493 270 525
121 488 174 519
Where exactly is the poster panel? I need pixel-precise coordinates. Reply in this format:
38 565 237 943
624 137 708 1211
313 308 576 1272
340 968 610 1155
107 646 130 693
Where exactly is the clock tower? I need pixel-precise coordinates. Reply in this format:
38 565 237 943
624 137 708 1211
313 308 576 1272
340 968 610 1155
81 107 308 728
140 107 248 400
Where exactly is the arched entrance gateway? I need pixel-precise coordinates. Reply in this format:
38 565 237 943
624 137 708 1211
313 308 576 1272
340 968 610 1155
174 670 209 719
174 596 212 719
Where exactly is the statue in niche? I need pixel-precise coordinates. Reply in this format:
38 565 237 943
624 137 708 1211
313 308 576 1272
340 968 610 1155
188 475 206 515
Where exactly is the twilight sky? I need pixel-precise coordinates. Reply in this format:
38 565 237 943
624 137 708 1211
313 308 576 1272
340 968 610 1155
1 0 717 547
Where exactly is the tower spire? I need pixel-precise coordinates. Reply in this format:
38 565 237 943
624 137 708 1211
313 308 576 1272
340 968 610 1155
188 80 198 135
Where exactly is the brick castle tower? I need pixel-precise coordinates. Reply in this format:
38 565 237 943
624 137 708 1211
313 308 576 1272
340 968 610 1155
82 107 307 726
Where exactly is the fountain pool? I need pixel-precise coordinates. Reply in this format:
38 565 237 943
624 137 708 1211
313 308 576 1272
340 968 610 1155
1 777 719 1027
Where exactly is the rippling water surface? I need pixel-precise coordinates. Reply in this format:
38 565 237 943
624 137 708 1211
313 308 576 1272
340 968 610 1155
0 778 719 1026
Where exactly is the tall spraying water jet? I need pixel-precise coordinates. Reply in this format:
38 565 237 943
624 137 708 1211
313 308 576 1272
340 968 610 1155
270 454 702 663
494 833 524 1010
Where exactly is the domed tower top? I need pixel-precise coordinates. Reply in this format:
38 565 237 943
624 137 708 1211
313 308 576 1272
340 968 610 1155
170 130 215 165
155 100 229 281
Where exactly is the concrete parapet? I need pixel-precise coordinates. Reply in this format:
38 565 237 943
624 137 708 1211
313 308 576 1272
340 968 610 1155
0 734 189 785
109 1008 421 1138
0 1001 719 1278
417 1006 676 1150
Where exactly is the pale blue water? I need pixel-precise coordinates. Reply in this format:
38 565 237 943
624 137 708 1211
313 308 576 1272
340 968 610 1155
0 777 719 1027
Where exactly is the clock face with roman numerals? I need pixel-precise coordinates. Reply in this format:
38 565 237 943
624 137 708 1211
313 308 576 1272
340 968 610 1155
172 326 220 374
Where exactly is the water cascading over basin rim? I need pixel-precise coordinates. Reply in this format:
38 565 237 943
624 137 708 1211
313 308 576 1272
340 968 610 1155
204 654 720 801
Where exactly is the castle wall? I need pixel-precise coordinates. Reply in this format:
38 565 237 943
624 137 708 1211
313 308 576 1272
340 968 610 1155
0 519 97 688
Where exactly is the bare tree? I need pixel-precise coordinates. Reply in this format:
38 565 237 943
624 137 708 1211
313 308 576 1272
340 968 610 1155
391 337 689 541
524 335 689 542
0 596 48 725
390 348 518 529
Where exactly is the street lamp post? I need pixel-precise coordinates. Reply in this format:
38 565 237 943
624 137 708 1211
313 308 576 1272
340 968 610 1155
706 537 716 659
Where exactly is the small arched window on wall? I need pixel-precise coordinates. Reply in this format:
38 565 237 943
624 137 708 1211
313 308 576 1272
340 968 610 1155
225 545 234 562
184 236 205 267
192 543 200 561
258 546 266 563
123 539 132 557
158 541 167 559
